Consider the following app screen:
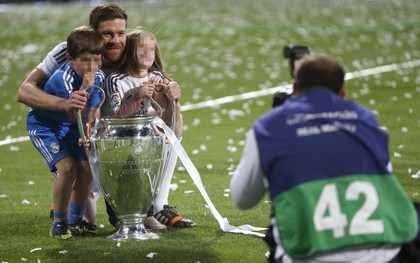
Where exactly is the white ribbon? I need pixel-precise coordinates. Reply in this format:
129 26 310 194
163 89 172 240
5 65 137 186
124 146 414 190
153 118 267 237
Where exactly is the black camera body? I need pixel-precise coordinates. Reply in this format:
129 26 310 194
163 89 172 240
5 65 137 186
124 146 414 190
272 45 310 108
272 89 291 108
283 45 310 60
283 45 310 79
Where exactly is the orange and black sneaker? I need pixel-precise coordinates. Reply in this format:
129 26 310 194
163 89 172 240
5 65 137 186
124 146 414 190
154 205 196 228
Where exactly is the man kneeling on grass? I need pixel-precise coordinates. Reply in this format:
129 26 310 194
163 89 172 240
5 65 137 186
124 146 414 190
231 54 419 262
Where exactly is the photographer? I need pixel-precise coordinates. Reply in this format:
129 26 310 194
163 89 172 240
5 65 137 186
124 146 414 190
231 54 418 262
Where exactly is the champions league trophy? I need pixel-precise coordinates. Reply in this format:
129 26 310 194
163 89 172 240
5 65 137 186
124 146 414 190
77 86 175 241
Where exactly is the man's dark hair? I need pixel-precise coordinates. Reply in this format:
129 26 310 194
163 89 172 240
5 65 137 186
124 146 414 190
89 3 128 32
67 26 103 59
294 54 345 94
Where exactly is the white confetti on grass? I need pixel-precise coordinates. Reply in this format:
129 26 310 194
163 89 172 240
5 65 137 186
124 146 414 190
30 248 42 253
147 252 158 258
184 190 194 194
211 118 221 124
0 194 8 198
199 144 207 151
226 164 235 171
58 250 68 255
227 109 245 120
404 93 413 99
192 118 200 126
390 96 398 102
411 171 420 179
169 183 178 191
21 44 39 54
9 146 19 151
227 146 237 152
393 152 401 158
22 199 31 205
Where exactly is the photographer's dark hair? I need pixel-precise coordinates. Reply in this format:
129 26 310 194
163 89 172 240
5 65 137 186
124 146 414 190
67 26 103 59
294 54 345 94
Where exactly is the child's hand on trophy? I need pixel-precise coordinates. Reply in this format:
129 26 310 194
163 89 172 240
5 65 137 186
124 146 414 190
78 121 93 150
81 72 96 90
135 81 154 101
149 75 164 85
78 138 91 150
162 80 181 101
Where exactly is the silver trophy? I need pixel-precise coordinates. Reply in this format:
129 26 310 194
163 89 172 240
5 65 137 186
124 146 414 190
77 86 175 241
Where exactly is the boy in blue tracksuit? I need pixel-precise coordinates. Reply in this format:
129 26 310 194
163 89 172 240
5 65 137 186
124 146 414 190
231 54 418 262
27 26 104 239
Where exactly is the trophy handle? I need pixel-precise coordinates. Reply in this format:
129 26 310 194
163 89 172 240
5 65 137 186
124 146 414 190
136 97 175 131
169 99 176 131
76 85 106 143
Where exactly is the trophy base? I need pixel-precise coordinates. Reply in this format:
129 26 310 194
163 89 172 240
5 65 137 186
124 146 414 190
107 224 160 241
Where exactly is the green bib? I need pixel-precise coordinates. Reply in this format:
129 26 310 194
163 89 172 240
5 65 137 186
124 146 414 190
273 175 418 259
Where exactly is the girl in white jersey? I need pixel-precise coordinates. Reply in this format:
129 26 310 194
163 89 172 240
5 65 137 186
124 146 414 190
103 29 196 231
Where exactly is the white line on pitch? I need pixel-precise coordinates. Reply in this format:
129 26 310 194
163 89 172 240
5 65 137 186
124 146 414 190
181 59 420 111
0 135 31 146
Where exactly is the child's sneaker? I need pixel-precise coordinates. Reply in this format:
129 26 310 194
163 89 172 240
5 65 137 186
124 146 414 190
154 205 196 228
50 222 73 240
69 220 97 236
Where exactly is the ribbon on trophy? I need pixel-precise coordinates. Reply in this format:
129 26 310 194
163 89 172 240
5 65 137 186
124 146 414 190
153 118 267 238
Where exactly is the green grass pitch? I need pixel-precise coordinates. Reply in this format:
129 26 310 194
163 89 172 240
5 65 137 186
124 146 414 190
0 0 419 262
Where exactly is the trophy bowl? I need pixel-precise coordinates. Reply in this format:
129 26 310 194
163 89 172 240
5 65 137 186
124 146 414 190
92 116 169 241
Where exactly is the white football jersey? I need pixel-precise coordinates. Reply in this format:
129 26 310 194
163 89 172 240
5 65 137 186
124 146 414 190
36 42 68 78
